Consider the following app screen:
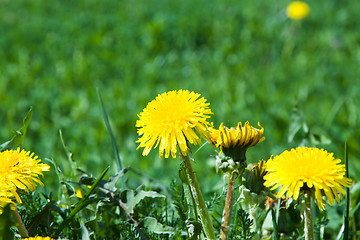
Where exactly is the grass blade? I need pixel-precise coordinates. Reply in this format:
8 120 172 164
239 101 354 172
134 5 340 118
97 89 125 188
270 208 279 240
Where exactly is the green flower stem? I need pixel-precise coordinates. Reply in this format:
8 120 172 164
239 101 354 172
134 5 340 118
220 166 246 240
220 169 240 240
302 191 314 240
180 153 216 240
11 208 29 238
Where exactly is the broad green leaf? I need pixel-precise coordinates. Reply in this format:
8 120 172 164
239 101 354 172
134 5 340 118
143 217 176 235
103 167 129 192
81 221 90 240
125 190 165 214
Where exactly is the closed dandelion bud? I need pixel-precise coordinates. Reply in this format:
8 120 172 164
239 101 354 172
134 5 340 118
238 160 269 236
243 160 267 195
210 122 265 239
239 160 269 206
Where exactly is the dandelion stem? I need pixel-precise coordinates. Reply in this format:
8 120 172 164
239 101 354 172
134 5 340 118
219 169 242 240
180 153 216 240
302 191 314 240
11 208 29 238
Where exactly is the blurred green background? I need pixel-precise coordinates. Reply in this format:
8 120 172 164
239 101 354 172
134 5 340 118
1 0 359 191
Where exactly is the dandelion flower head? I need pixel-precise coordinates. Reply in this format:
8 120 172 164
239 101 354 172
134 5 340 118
263 147 352 209
0 189 16 214
136 90 213 158
208 121 265 161
0 148 50 203
286 1 310 20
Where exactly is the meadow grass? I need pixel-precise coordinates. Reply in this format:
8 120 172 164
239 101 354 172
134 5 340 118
0 0 359 239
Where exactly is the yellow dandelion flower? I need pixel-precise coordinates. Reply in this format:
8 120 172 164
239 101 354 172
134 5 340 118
208 121 265 161
136 90 213 158
22 237 54 240
286 1 310 20
263 147 352 209
0 148 50 203
0 189 16 214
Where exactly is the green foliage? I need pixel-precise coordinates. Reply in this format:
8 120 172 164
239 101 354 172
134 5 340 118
0 107 32 151
0 206 14 240
0 0 360 239
229 208 256 240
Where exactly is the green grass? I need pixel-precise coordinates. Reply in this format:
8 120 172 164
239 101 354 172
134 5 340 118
0 0 359 239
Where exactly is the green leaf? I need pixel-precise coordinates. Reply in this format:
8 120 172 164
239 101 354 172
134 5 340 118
103 167 129 192
0 107 33 151
0 205 14 240
55 166 110 235
287 107 303 143
80 221 90 240
125 190 165 214
27 201 58 236
143 217 176 235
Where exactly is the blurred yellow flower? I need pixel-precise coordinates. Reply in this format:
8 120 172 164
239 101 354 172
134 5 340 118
136 90 213 158
263 147 352 209
286 1 310 20
208 121 265 161
76 188 83 198
0 148 50 203
22 237 54 240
